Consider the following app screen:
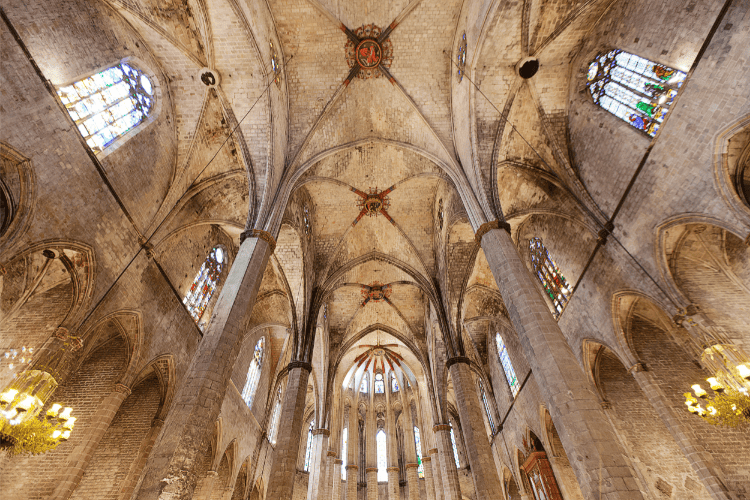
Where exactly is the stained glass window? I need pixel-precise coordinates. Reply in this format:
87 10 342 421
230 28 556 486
457 32 467 82
269 386 282 444
183 246 225 328
304 419 315 471
496 333 520 397
303 205 311 238
377 429 388 481
391 373 399 392
529 237 571 317
374 373 384 394
479 381 496 434
449 424 460 468
360 373 368 393
341 427 348 479
57 62 155 152
270 41 281 86
586 49 686 137
414 426 425 478
241 337 265 408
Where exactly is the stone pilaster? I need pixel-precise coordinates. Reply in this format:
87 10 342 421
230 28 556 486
631 370 731 499
366 467 378 500
422 456 436 500
324 451 337 500
428 449 444 500
134 235 274 500
447 360 503 500
387 467 400 500
118 418 165 500
405 463 420 500
266 362 313 499
478 226 644 499
306 429 330 500
332 459 343 500
433 426 462 500
51 384 131 500
346 465 358 500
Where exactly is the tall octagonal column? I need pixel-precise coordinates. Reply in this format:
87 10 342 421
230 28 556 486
422 456 436 500
433 425 462 500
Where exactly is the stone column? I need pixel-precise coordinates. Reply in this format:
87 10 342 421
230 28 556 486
324 451 337 499
332 459 343 500
387 467 400 500
195 470 218 500
118 417 165 500
306 428 330 500
346 465 358 500
422 456 436 500
447 360 503 500
134 233 274 500
266 362 313 499
386 401 399 500
366 467 378 500
405 464 420 500
433 425 462 500
478 225 644 499
631 369 731 500
402 402 421 500
50 383 131 499
428 449 444 500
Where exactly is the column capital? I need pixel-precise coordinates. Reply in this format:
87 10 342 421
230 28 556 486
206 470 219 477
445 356 471 370
475 219 511 244
421 456 431 462
346 465 359 470
405 463 420 469
114 383 132 395
287 360 312 372
327 450 337 457
240 229 277 251
335 459 343 465
365 467 379 473
386 467 400 472
312 428 330 436
427 448 438 455
433 424 451 432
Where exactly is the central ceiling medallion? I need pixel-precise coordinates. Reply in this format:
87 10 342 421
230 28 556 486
361 281 392 307
345 24 393 79
351 186 395 226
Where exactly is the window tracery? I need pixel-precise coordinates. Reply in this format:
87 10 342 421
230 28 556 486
269 386 282 444
359 373 369 393
529 237 571 317
391 373 399 392
241 337 265 408
449 423 460 468
376 429 387 481
457 32 467 82
183 246 225 328
586 49 685 137
374 372 384 393
304 419 315 471
57 62 155 152
414 426 425 478
270 41 281 87
496 333 520 397
479 381 496 434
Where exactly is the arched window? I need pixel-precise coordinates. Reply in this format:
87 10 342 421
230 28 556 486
479 381 496 434
374 373 384 393
183 246 225 328
269 386 282 444
376 429 388 481
391 373 399 392
496 333 520 397
57 62 155 152
449 423 460 468
241 337 265 408
529 237 571 317
413 426 425 478
341 427 348 479
586 49 685 137
304 419 315 471
359 373 369 393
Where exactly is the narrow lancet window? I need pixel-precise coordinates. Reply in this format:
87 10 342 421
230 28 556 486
183 246 225 328
57 62 155 151
391 373 399 392
496 333 520 397
374 373 384 393
479 381 496 434
341 427 348 479
377 429 388 481
414 426 425 478
449 424 460 468
269 386 282 444
304 419 315 471
586 49 685 136
529 237 571 317
360 373 369 393
241 337 265 408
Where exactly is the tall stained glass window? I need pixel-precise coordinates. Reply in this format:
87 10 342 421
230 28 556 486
57 62 155 152
360 373 369 393
391 373 399 392
586 49 686 137
479 381 496 434
304 419 315 471
529 237 571 317
183 246 225 328
374 373 384 394
449 424 460 468
269 386 282 444
496 333 520 397
241 337 265 408
377 429 388 481
414 426 425 478
341 427 348 479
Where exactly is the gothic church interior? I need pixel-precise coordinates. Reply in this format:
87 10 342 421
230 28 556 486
1 0 749 499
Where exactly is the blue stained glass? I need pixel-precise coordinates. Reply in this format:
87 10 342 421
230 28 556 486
57 62 155 151
183 246 225 326
391 373 399 392
496 333 520 397
375 373 384 393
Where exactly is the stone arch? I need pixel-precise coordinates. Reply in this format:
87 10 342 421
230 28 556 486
193 419 223 500
230 455 251 500
610 289 674 366
539 406 584 500
713 113 750 227
79 310 144 389
0 142 35 254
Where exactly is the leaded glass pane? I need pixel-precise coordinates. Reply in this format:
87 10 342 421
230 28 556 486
529 237 571 318
377 430 388 481
304 420 315 471
241 337 265 408
391 373 399 392
480 381 496 434
374 373 384 393
414 426 425 478
57 62 155 151
496 333 520 397
183 246 225 329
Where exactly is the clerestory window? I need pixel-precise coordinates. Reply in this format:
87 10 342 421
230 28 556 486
496 333 520 397
304 419 315 471
479 381 496 434
391 373 399 392
377 429 388 481
183 246 225 329
57 62 155 152
374 373 384 394
586 49 685 137
269 386 282 444
241 337 265 408
414 426 425 478
529 237 571 317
